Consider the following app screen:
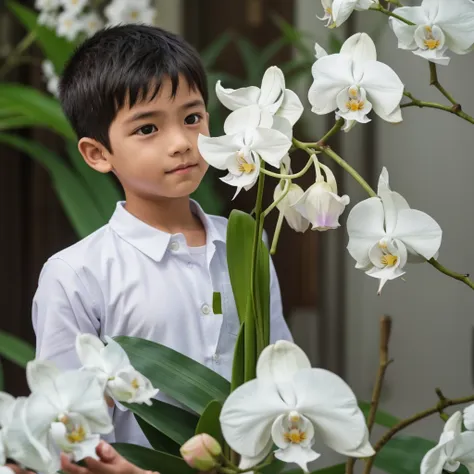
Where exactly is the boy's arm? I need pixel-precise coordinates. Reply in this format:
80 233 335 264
32 257 101 369
269 258 293 343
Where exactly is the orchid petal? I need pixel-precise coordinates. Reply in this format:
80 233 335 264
413 48 451 66
293 368 370 456
346 197 386 266
361 61 404 119
332 0 359 27
271 414 290 449
257 341 311 384
26 360 61 394
272 116 293 140
340 33 377 81
420 442 448 474
454 432 474 465
102 336 132 374
444 411 462 435
238 438 274 471
76 334 105 369
315 43 328 59
464 404 474 431
274 444 320 473
250 127 291 168
276 89 304 126
224 105 271 135
393 209 442 260
0 392 15 427
259 66 285 113
198 133 242 170
215 81 260 111
220 379 287 458
380 189 411 235
309 55 353 115
274 183 310 233
389 6 428 50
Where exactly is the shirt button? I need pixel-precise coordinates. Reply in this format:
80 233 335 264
170 241 179 251
201 303 210 315
213 353 220 364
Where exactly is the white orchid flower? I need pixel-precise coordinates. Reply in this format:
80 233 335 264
309 32 404 124
0 392 16 465
463 404 474 431
76 334 158 406
317 0 379 28
4 362 112 473
220 340 374 472
59 0 87 15
314 43 328 59
56 10 82 41
346 167 442 294
389 0 474 66
198 105 292 199
80 12 104 37
421 412 474 474
216 66 304 127
104 0 156 26
274 182 310 233
293 159 350 231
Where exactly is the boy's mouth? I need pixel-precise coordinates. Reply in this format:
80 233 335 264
166 163 198 174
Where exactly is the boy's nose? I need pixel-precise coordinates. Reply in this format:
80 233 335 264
168 130 192 156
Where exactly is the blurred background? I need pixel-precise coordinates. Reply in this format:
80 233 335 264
1 0 474 466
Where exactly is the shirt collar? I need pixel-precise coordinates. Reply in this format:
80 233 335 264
109 200 224 262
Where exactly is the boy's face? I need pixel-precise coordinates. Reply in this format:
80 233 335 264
100 75 210 200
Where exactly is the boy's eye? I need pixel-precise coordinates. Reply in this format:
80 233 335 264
185 113 202 125
136 124 157 136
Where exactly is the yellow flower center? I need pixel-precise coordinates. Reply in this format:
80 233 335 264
237 153 255 174
284 429 307 444
67 425 86 444
346 99 365 111
381 254 398 267
130 11 139 20
423 26 440 50
325 6 332 13
378 241 388 249
131 378 140 389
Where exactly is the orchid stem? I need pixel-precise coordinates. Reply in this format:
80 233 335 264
270 211 285 255
260 154 315 180
428 258 474 290
367 391 474 472
263 179 290 217
370 3 415 25
429 62 458 106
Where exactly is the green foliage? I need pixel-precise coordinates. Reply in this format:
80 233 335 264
0 330 35 367
7 1 76 74
195 400 224 446
115 336 230 414
113 443 194 474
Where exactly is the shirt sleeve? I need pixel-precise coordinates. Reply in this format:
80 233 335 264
269 257 293 343
32 257 101 370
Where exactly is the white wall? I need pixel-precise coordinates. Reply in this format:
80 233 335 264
296 0 474 460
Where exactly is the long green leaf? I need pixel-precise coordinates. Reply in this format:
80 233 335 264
230 322 245 392
0 133 106 237
374 435 436 474
257 235 270 346
358 401 401 428
235 37 262 84
113 443 194 474
195 400 224 446
115 337 230 415
7 1 75 74
200 32 233 68
123 399 198 447
0 84 74 139
135 416 181 456
0 330 35 367
65 140 122 221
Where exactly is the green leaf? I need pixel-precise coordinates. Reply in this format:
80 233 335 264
134 415 181 456
0 115 47 130
195 400 224 446
260 37 288 66
256 235 270 346
235 37 262 84
358 401 401 428
7 1 75 74
0 330 35 367
230 322 245 392
212 292 222 315
0 133 106 237
114 336 230 415
0 84 74 139
113 443 194 474
200 32 233 68
374 435 436 474
65 140 122 221
123 399 198 447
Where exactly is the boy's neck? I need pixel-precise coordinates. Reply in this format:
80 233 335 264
123 194 206 244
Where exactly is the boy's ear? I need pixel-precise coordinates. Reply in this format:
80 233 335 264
78 137 113 174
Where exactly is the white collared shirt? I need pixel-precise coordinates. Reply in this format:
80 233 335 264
32 200 292 447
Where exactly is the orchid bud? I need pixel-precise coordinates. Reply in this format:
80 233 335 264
180 434 222 471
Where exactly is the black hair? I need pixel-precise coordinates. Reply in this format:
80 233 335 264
59 24 208 152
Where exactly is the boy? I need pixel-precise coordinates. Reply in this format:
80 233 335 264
32 24 292 452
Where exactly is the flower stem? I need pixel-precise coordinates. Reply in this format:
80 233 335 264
260 154 315 180
429 62 459 106
263 179 290 217
0 30 38 79
270 211 285 255
385 0 403 6
293 118 344 148
428 258 474 290
369 3 415 25
364 392 474 474
401 91 474 125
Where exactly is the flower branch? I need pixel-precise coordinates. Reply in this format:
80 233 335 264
429 62 459 107
370 3 415 25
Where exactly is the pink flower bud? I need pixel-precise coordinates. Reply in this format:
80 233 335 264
180 434 222 471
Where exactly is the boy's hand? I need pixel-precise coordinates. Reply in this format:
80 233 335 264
3 464 35 474
60 441 159 474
